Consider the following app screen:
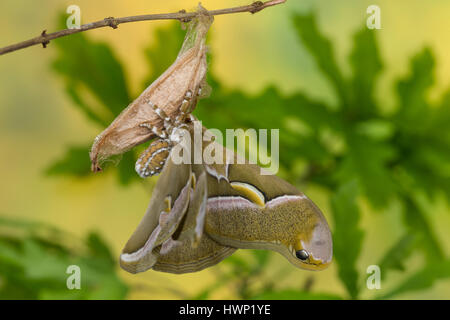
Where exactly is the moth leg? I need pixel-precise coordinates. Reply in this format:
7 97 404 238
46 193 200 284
143 100 176 135
139 122 168 140
174 90 194 126
145 100 171 122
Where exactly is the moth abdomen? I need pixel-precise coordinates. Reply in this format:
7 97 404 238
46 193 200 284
135 139 171 178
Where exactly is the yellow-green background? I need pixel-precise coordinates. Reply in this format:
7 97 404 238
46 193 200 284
0 0 449 299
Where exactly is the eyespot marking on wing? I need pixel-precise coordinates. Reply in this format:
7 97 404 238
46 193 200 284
230 181 265 207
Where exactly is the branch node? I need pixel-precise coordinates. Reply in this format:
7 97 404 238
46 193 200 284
104 17 118 29
41 30 50 48
178 10 192 23
249 1 264 14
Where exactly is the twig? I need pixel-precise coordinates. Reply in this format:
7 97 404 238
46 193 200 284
0 0 286 56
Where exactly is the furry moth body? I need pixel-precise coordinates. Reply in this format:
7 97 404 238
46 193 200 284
120 124 333 274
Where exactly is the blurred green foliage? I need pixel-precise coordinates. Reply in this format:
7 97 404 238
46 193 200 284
3 11 449 300
195 13 450 299
0 216 128 299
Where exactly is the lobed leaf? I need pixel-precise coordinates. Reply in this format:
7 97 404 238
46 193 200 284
52 15 130 118
292 13 349 106
349 27 383 117
45 145 92 177
378 259 450 299
142 22 186 87
330 180 364 299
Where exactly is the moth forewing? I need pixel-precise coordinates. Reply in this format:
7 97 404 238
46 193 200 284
152 168 237 274
120 178 191 274
177 168 208 247
121 152 237 274
120 160 192 273
90 9 213 171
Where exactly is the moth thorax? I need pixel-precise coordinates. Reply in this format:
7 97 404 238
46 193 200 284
169 126 188 144
135 139 171 178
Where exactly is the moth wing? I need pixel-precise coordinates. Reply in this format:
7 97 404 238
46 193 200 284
200 138 332 270
152 234 236 274
198 131 299 200
120 160 192 273
177 166 208 247
227 163 300 200
152 165 237 274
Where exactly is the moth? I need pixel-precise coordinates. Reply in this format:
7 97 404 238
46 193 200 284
120 124 333 274
89 8 213 176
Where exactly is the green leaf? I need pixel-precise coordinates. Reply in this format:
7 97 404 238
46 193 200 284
252 290 342 300
52 15 130 119
46 144 138 185
403 144 450 201
331 180 364 299
197 86 287 131
395 48 434 131
0 215 129 300
46 145 92 177
292 13 348 106
223 254 253 275
65 84 109 127
196 85 338 179
50 15 139 185
117 152 138 185
20 239 69 282
349 27 382 117
0 241 25 268
378 233 418 278
378 259 450 299
86 232 115 265
335 133 396 207
428 89 450 142
142 22 185 87
401 198 444 262
251 250 270 268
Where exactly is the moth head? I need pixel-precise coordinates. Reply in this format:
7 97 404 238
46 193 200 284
265 195 333 271
285 197 333 270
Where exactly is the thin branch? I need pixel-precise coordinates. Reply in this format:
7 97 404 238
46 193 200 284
0 0 286 56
